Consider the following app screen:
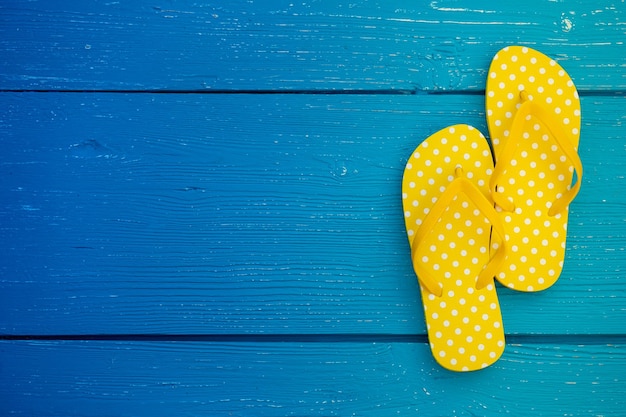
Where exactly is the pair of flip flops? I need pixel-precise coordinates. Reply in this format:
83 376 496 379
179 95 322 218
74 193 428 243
402 46 583 372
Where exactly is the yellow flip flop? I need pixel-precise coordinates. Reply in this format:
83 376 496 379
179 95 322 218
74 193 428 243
486 46 583 292
402 124 507 372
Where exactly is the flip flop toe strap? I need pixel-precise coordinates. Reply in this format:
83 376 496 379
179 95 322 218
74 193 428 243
411 167 508 297
490 91 583 216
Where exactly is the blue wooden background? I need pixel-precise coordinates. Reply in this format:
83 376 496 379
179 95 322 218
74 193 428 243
1 1 625 415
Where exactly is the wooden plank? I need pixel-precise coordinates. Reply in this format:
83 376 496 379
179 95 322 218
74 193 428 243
1 93 625 335
1 1 625 91
1 340 624 416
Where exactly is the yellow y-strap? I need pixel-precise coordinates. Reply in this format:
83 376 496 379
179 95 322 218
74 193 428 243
411 167 508 297
490 91 583 216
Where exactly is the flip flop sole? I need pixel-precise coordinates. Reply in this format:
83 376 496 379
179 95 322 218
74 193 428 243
402 124 505 371
486 46 582 291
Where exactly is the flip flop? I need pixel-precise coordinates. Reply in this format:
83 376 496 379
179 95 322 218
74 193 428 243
402 124 507 372
486 46 583 292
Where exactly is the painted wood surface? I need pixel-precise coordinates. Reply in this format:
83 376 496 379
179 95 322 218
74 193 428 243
1 93 625 335
2 341 625 417
1 1 625 91
1 0 625 416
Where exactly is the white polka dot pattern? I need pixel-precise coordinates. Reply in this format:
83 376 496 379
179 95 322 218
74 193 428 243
486 46 581 292
402 124 505 372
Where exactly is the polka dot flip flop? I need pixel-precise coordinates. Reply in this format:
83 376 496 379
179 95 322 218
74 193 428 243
486 46 583 292
402 124 507 372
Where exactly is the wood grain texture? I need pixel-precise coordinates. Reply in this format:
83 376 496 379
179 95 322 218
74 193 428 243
1 1 625 415
1 340 624 416
1 93 624 335
1 1 625 91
